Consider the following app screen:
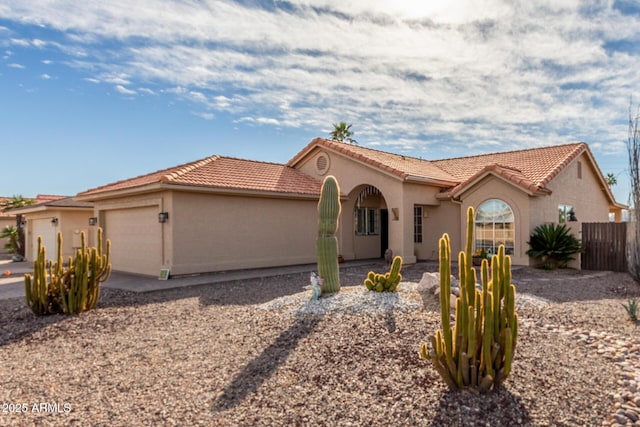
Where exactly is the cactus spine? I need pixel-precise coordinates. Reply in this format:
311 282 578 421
419 207 518 391
24 228 111 315
317 175 341 294
364 256 403 292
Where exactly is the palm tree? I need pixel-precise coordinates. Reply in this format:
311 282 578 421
605 173 617 186
1 195 34 259
330 122 357 144
0 225 19 255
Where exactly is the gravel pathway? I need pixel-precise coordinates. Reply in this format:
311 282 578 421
0 262 639 426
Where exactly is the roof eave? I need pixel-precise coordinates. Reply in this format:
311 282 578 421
76 182 165 202
404 175 459 187
161 182 321 200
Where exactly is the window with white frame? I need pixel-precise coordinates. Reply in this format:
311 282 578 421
355 208 379 235
475 199 515 256
414 206 423 243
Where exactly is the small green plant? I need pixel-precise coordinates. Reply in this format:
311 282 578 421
0 225 20 255
526 223 582 269
364 256 403 292
622 299 639 321
25 228 111 315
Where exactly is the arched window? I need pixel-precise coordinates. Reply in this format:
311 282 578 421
475 199 515 256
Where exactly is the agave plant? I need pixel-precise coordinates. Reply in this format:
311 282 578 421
622 299 639 322
526 223 582 269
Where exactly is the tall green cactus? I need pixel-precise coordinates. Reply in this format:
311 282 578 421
317 175 341 294
25 228 111 316
364 256 403 292
59 228 111 314
419 207 518 391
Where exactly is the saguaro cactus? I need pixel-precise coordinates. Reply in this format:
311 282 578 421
317 175 341 294
419 207 518 391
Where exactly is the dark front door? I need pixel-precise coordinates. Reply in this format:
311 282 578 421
380 209 389 258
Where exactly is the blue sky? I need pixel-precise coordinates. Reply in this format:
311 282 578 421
1 1 639 204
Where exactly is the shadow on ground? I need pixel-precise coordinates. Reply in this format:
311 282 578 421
211 314 322 411
429 386 531 426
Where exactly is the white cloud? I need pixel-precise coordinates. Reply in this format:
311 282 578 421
138 87 155 95
192 111 214 120
40 73 51 79
114 84 136 95
7 63 24 69
41 59 52 64
0 0 638 158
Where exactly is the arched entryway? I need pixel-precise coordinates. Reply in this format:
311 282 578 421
342 184 389 260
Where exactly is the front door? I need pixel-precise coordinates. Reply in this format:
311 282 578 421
380 209 388 258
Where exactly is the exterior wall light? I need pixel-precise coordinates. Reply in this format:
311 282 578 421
89 217 98 226
158 212 169 223
51 217 59 226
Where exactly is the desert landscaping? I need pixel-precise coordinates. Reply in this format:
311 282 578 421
1 261 639 427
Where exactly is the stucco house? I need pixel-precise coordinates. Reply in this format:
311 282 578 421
14 197 95 262
75 138 624 277
1 195 70 257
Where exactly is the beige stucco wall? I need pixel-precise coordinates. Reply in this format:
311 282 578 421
530 153 610 227
170 191 318 275
415 201 461 261
456 176 531 266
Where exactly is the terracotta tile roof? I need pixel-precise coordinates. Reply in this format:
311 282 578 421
79 156 323 197
448 164 548 197
433 143 587 191
288 138 458 184
11 197 93 213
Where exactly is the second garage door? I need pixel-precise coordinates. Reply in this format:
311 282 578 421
31 218 57 261
104 206 162 276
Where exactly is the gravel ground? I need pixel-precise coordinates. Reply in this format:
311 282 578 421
0 261 639 427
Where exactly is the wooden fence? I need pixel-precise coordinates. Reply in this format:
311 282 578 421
581 222 628 272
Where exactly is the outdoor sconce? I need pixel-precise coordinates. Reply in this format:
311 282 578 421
158 212 169 223
89 217 98 226
51 217 59 226
19 220 26 228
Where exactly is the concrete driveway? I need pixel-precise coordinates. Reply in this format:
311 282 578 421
0 258 377 301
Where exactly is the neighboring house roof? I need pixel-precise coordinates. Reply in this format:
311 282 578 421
0 194 67 217
288 138 459 185
11 196 94 214
78 155 323 199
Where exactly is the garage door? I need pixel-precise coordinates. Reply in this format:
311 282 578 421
104 207 162 276
31 218 57 261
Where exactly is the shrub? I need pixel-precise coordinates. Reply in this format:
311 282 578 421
526 223 582 269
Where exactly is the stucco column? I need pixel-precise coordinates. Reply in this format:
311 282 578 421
401 204 417 264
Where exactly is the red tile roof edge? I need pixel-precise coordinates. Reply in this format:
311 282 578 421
449 164 544 197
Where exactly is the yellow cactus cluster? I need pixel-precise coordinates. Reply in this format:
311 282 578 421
364 256 403 292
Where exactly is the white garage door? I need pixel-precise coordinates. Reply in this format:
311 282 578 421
104 207 162 276
31 218 57 262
